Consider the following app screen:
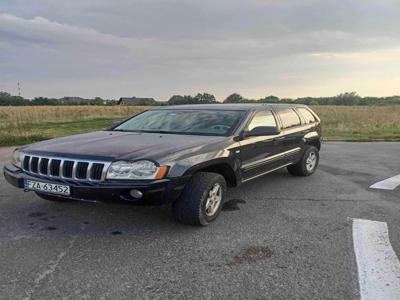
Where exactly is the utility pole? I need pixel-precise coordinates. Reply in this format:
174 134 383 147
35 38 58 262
17 82 21 97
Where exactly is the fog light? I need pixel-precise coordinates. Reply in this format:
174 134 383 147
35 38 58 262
129 189 143 199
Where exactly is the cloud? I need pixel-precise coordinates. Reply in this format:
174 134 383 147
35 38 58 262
0 0 400 99
0 13 132 47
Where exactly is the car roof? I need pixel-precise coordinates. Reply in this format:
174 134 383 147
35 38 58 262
153 103 307 111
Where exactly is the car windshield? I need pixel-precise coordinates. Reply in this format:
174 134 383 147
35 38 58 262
114 109 245 136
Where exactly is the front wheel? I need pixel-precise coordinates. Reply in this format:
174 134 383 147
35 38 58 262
172 172 227 226
287 145 319 176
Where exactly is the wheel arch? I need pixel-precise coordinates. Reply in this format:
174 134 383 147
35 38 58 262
306 139 321 150
304 131 321 150
183 158 240 187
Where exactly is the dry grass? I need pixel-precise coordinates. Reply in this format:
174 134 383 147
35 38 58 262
310 105 400 141
0 106 148 145
0 105 399 146
0 105 146 125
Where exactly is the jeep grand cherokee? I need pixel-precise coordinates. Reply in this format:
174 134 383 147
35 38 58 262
4 104 321 226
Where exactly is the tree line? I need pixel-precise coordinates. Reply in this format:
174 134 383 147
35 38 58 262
0 92 114 106
1 91 400 106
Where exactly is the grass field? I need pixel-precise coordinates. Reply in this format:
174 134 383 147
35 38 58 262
311 105 400 141
1 105 400 146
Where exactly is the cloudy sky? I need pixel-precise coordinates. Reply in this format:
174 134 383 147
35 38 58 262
0 0 399 101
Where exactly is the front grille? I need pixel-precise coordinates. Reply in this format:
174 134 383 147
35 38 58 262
39 158 49 174
31 157 39 173
76 162 89 179
22 154 110 182
50 159 61 176
91 163 104 181
63 161 74 178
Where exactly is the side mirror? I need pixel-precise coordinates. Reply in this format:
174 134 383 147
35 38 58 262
245 126 280 137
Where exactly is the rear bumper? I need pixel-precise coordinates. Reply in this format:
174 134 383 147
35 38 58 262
3 164 189 205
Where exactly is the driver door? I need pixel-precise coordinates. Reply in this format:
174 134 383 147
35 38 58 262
239 109 284 182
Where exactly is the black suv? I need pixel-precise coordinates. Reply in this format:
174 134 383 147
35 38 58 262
4 104 321 226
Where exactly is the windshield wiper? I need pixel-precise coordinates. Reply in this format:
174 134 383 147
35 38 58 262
139 130 175 134
112 129 173 134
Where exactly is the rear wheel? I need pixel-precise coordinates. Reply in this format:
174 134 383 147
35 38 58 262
287 145 319 176
35 192 73 202
172 172 227 226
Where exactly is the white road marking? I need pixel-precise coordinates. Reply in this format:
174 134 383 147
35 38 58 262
352 219 400 300
370 174 400 190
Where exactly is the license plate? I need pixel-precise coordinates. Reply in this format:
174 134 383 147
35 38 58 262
24 180 70 196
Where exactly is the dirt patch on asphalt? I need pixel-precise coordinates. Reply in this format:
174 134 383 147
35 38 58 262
28 212 47 218
229 246 273 265
43 226 57 231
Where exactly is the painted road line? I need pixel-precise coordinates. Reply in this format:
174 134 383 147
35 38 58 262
370 174 400 190
352 219 400 300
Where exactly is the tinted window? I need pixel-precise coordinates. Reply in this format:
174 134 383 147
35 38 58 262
114 109 245 136
297 108 316 124
278 109 301 129
248 110 277 130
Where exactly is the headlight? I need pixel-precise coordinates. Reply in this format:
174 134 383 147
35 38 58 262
106 160 168 180
11 149 22 168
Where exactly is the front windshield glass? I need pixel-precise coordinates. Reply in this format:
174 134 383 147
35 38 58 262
114 109 245 136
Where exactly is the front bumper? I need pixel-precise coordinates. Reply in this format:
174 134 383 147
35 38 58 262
3 164 189 205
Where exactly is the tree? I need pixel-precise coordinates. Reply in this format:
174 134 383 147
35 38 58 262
31 97 62 105
332 92 361 105
168 95 186 105
0 91 30 106
193 93 217 103
258 95 280 103
91 97 105 105
223 93 244 103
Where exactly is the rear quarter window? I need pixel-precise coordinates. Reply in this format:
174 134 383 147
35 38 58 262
277 109 301 129
297 108 317 124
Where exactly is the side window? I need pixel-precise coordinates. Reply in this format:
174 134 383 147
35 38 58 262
247 110 277 131
297 108 316 124
278 109 301 129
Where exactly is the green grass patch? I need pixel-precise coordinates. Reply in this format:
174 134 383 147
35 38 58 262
0 118 118 146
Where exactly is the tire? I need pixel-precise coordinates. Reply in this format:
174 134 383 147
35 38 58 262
173 172 227 226
35 192 73 202
287 145 319 176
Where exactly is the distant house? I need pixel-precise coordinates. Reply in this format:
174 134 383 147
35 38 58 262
118 97 157 106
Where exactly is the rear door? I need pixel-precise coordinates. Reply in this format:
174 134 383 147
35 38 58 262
273 107 304 164
295 106 322 145
239 109 285 181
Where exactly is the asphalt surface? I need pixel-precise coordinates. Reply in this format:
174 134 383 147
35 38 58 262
0 142 399 299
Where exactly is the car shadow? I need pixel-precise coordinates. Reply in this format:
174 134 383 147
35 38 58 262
4 193 196 240
3 169 293 240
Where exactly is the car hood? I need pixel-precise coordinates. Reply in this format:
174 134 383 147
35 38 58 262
22 131 229 161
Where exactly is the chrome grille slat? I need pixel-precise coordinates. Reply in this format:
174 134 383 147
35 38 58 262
29 156 33 172
71 161 78 179
38 157 42 174
47 158 52 176
86 162 93 180
59 160 64 177
21 154 110 182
